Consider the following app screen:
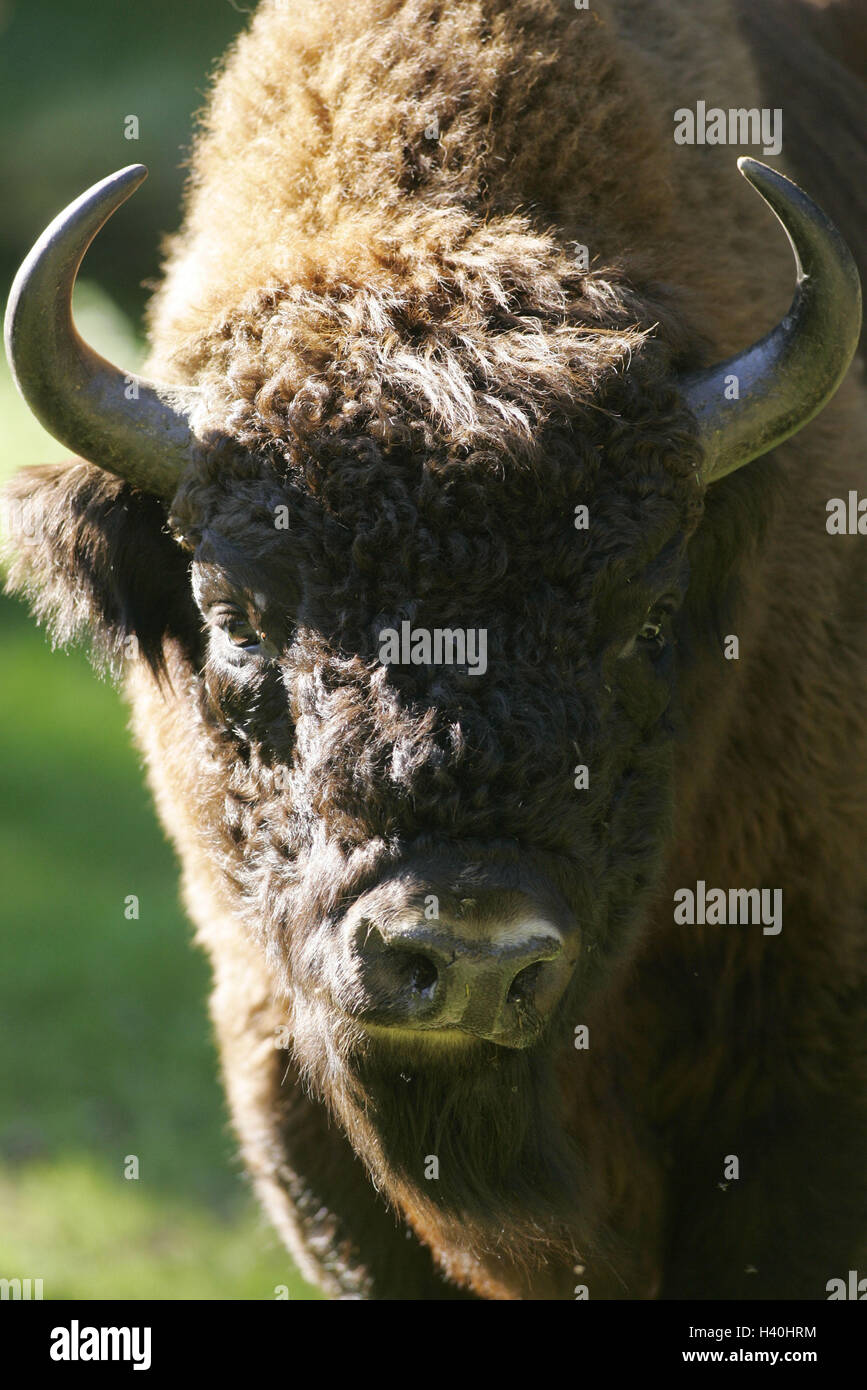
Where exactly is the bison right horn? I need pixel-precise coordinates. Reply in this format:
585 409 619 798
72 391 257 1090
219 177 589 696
4 165 197 498
682 158 862 484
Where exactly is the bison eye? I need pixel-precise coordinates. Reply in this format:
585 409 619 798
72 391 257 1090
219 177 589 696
224 616 261 649
209 605 271 656
619 600 676 659
638 618 665 649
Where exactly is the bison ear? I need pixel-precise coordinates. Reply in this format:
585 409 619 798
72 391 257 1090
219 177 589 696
2 459 202 676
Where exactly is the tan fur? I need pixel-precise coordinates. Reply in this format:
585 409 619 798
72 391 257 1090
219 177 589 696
147 0 798 381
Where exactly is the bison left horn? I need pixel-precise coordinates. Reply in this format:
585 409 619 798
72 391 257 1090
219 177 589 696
683 158 862 484
4 164 196 497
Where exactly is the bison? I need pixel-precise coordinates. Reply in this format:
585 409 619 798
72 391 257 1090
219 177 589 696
3 0 866 1300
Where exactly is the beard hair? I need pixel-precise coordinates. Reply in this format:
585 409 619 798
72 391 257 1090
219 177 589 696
297 1008 599 1274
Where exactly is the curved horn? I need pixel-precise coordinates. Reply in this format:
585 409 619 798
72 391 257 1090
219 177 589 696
682 158 862 484
4 165 196 497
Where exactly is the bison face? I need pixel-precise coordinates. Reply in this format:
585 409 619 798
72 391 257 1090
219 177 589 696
136 391 698 1254
178 423 697 1000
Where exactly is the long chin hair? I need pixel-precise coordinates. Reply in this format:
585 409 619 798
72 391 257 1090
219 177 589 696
295 1003 598 1272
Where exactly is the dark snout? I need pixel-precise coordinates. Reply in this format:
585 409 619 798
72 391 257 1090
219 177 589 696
356 920 566 1044
342 866 579 1048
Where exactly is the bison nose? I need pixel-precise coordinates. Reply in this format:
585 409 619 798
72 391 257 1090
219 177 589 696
353 921 569 1046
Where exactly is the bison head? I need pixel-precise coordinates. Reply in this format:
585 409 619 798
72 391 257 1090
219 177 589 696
3 159 859 1264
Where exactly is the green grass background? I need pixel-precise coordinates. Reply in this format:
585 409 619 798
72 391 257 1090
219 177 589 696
0 0 318 1300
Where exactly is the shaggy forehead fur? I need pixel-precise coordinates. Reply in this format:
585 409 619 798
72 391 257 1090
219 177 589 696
147 0 719 456
147 0 686 366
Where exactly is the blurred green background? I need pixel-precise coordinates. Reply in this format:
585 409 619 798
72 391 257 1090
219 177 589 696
0 0 317 1298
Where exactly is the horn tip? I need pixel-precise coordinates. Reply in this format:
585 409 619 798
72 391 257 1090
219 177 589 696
737 155 773 186
113 163 149 190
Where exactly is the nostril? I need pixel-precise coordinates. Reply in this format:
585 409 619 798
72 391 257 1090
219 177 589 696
507 961 543 1006
400 952 439 1000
